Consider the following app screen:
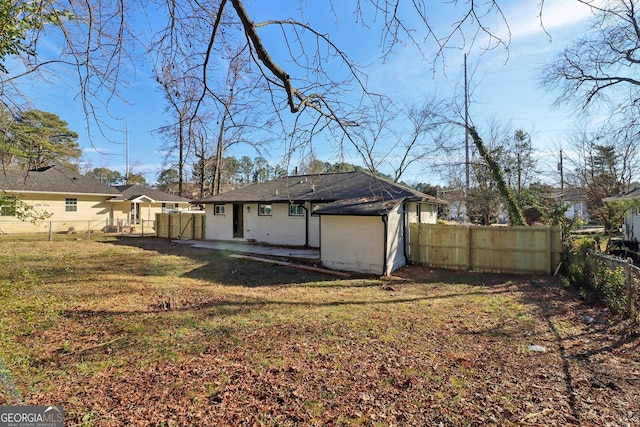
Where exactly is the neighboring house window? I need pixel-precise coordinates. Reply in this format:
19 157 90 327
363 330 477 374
65 198 78 212
214 204 225 215
258 203 272 216
289 203 305 216
0 196 16 216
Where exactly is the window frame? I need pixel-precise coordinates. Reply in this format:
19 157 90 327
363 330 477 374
258 203 272 216
0 196 16 216
65 197 78 212
214 204 226 215
289 203 305 217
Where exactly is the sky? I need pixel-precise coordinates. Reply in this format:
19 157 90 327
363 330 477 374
18 0 603 187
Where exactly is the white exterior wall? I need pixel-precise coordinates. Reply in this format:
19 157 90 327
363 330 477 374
204 203 234 240
308 214 320 248
320 215 385 275
321 203 421 275
565 200 589 222
244 202 307 245
624 208 640 241
386 205 407 275
0 193 112 234
406 202 438 224
204 202 313 245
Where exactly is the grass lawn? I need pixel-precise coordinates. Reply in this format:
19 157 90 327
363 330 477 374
0 236 638 426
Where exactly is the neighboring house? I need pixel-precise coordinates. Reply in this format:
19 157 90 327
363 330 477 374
0 165 120 233
109 184 191 229
196 171 445 275
555 187 590 223
604 187 640 242
0 165 191 234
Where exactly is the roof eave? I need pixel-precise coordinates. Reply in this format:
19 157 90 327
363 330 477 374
3 189 119 197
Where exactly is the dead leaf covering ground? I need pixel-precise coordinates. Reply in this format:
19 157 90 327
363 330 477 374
0 237 639 426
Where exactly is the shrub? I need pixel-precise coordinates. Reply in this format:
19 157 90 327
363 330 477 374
562 237 631 315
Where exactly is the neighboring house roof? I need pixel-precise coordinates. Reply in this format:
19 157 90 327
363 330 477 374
0 165 120 196
551 187 587 202
603 187 640 203
111 184 191 203
196 171 444 207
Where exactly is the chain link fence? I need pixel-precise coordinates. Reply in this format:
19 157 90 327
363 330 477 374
0 219 156 241
587 250 639 318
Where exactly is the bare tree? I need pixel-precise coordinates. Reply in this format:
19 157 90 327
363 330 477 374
155 64 202 196
335 96 453 182
542 0 640 140
1 0 554 203
1 1 519 137
208 46 275 195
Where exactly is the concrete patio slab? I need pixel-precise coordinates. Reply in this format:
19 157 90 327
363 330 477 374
174 240 320 260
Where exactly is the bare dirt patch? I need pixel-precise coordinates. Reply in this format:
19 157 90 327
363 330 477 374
1 237 638 426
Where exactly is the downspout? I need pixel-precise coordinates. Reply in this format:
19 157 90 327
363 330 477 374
302 203 309 247
403 202 410 266
382 214 389 276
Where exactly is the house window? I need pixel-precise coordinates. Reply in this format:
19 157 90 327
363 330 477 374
289 203 305 216
0 196 16 216
65 198 78 212
214 204 225 215
258 203 272 216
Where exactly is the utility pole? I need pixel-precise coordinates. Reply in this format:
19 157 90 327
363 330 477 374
558 149 564 202
464 54 470 196
464 54 470 223
125 122 130 185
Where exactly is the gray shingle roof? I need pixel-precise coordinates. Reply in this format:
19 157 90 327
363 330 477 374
112 184 191 203
197 171 442 206
1 165 120 196
313 196 404 216
603 187 640 203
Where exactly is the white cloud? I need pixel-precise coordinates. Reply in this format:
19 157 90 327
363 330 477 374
505 0 599 40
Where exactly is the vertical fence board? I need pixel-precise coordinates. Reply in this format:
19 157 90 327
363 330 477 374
409 224 562 274
155 213 204 240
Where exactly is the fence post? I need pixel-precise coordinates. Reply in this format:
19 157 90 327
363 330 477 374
416 224 421 264
625 258 635 318
141 219 144 237
545 227 552 274
88 221 91 240
467 226 472 271
49 221 53 241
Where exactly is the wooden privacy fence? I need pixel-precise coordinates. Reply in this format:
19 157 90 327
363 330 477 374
409 224 563 274
155 213 205 240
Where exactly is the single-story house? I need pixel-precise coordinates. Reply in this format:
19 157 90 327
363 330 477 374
195 171 446 275
109 184 192 229
0 165 191 234
604 187 640 242
555 187 590 223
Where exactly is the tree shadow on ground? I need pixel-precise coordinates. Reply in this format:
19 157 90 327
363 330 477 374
102 236 346 287
392 263 640 425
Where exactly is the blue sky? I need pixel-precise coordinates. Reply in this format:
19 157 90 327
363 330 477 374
20 0 601 186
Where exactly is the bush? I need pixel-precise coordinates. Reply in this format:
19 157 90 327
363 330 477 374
592 263 627 315
562 237 631 315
